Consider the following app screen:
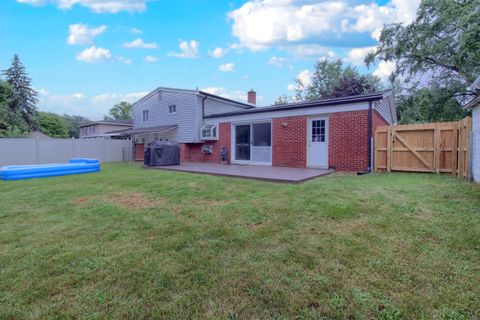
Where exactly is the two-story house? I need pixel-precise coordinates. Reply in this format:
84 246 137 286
131 87 255 161
132 86 396 171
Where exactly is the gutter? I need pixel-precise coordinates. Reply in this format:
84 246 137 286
204 93 386 119
359 101 373 175
201 95 208 118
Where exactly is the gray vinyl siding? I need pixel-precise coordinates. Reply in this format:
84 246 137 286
132 90 199 143
202 96 250 116
132 89 250 143
197 96 252 133
374 100 393 124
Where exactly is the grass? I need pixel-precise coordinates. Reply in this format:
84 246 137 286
0 163 479 319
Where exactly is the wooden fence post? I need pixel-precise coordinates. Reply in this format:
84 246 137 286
452 122 458 176
434 122 440 174
374 128 378 172
387 126 392 172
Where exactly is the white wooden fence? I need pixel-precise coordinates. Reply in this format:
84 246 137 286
0 138 133 166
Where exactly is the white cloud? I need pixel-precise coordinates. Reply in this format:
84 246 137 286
219 63 235 72
228 0 420 50
37 90 149 119
201 87 248 102
297 69 312 87
268 56 287 67
144 55 158 63
67 24 106 46
17 0 152 13
345 46 376 66
287 84 296 91
168 40 199 58
208 47 227 58
130 28 142 34
373 60 396 82
122 38 158 49
282 44 334 59
17 0 45 6
76 46 112 63
287 69 312 92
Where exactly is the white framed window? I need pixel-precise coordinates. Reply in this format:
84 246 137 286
200 123 218 140
142 110 149 122
168 105 176 114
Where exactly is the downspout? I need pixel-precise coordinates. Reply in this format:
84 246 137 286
201 95 208 119
357 100 373 175
367 101 373 172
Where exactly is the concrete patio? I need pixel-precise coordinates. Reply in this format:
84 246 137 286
146 162 331 183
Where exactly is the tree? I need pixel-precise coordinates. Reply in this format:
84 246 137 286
105 101 132 120
62 114 90 138
396 85 469 124
2 55 38 129
38 112 69 138
366 0 480 119
293 59 382 102
330 73 381 98
0 80 29 137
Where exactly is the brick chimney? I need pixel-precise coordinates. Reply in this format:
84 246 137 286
247 89 256 105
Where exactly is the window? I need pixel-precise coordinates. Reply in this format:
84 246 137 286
252 123 271 147
142 110 149 122
200 123 218 140
311 119 325 142
168 105 176 114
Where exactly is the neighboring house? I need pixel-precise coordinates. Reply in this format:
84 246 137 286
465 76 480 183
132 87 396 172
79 120 132 139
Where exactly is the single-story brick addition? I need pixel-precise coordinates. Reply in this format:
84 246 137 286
130 87 397 172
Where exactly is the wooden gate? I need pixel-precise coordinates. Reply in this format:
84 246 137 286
375 117 472 178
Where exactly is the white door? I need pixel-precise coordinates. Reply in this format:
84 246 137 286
307 116 328 168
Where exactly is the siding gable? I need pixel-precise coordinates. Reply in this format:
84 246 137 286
132 90 198 143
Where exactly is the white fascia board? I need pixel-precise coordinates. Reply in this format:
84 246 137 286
203 101 369 124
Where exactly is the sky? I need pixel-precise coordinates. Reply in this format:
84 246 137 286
0 0 420 120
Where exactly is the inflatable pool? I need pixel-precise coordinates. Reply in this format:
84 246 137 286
0 158 100 180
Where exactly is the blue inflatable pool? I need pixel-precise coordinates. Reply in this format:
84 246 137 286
0 158 100 180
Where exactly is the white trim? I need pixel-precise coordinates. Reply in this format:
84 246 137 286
200 123 219 141
231 120 272 165
306 115 329 169
204 101 369 124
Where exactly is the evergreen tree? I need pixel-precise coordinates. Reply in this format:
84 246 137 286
0 80 29 137
2 54 39 129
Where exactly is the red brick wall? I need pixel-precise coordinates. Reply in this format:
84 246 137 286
328 110 369 172
134 143 144 161
272 116 307 168
180 122 231 163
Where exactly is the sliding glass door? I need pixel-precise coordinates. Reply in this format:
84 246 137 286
235 124 251 161
234 122 271 164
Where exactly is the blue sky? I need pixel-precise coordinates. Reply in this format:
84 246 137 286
0 0 419 119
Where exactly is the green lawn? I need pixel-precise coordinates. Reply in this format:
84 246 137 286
0 163 479 319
